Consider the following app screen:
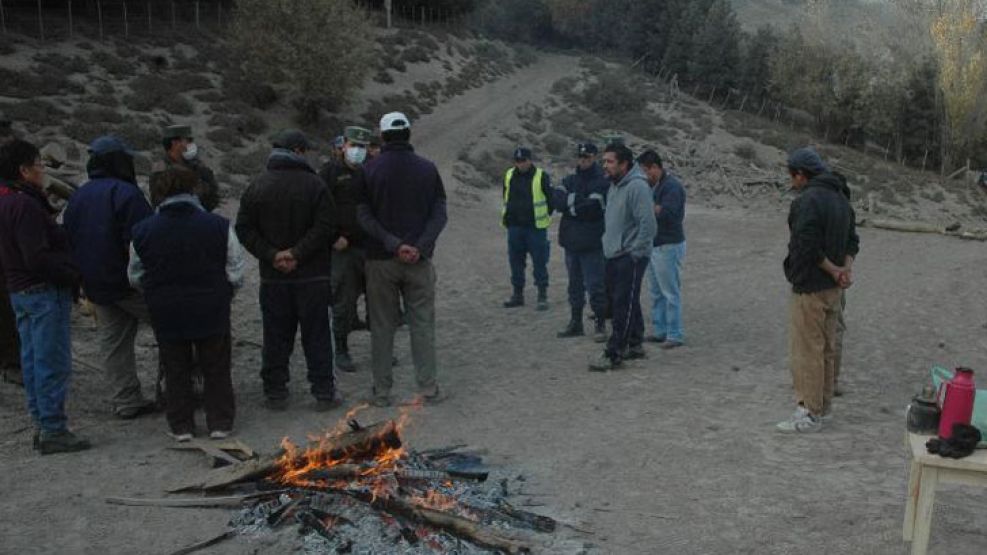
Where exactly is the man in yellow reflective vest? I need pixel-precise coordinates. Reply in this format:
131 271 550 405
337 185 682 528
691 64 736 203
502 147 553 311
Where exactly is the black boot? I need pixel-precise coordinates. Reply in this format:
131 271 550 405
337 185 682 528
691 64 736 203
557 307 585 338
503 287 524 308
536 287 549 311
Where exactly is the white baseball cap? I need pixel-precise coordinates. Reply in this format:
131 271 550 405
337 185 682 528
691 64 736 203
380 112 411 133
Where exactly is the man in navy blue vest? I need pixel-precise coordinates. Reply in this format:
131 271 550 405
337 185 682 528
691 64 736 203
235 129 338 411
129 168 244 441
550 143 609 341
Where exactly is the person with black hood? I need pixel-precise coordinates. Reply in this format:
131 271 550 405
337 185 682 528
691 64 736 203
63 136 157 420
0 139 88 454
776 147 858 434
235 129 339 412
550 143 609 341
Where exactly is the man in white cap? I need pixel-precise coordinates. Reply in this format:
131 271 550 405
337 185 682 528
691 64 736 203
355 112 448 407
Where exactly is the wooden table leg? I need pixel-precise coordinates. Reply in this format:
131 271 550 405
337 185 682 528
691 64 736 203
903 461 921 541
911 466 939 555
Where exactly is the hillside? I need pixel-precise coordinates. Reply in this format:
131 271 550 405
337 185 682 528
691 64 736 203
5 22 987 555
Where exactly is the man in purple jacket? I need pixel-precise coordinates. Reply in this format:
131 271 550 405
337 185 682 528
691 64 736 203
356 112 448 407
63 137 157 419
0 139 89 454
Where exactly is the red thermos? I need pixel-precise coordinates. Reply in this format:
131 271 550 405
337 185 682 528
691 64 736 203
937 367 976 439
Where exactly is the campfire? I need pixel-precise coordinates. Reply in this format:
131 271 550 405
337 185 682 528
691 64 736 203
113 403 571 554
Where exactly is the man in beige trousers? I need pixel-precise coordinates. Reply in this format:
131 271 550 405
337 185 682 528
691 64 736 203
777 148 858 433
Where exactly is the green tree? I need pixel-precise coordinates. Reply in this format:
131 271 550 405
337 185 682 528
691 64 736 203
740 26 779 101
688 0 742 90
230 0 374 123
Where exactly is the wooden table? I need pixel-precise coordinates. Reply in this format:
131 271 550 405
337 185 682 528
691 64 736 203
903 432 987 554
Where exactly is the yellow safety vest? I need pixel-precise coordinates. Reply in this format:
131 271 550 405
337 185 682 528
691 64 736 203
502 167 550 229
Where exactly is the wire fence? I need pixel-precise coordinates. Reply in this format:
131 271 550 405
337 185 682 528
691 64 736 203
0 0 465 40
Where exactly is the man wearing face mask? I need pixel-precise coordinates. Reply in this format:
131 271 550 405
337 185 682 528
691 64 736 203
150 125 220 212
319 126 372 373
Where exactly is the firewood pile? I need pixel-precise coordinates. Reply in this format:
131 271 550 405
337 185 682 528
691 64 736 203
107 407 583 554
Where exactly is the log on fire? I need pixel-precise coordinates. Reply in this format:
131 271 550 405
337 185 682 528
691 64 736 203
371 495 536 554
168 421 401 493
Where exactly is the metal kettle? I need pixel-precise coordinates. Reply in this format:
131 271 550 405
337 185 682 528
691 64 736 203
906 385 941 434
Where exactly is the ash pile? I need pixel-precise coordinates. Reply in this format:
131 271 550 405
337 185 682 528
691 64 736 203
127 410 589 554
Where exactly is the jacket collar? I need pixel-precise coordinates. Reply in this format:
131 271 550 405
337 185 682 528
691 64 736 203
614 164 645 188
382 141 414 153
158 193 204 212
267 148 315 173
0 180 58 214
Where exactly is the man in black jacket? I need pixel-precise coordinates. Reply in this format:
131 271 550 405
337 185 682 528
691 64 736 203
776 148 858 434
356 112 447 407
319 125 372 373
235 129 338 411
550 143 608 341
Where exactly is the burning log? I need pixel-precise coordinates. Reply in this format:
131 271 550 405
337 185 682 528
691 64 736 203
395 467 489 483
168 421 401 493
370 495 535 554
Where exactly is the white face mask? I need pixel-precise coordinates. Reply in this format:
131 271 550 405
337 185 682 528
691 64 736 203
345 146 367 165
182 142 198 161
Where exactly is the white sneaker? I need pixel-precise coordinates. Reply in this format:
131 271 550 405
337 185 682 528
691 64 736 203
209 430 231 440
168 432 193 442
775 406 822 433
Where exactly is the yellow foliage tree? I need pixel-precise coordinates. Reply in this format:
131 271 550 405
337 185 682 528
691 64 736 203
930 0 987 166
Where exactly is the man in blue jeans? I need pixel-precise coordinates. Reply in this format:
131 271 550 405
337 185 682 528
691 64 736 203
637 150 686 349
501 147 553 311
0 139 89 454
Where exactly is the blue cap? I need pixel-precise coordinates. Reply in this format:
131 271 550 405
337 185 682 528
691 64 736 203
577 143 598 157
88 136 135 156
787 147 830 175
513 147 532 161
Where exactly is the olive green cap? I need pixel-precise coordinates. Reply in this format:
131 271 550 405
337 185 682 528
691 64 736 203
163 125 193 140
344 126 373 146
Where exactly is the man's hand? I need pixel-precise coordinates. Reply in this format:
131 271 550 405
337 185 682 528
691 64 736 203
837 269 853 289
333 236 350 252
654 204 663 216
274 250 297 274
397 244 420 264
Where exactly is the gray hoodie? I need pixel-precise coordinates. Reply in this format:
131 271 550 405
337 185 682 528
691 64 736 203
601 164 657 260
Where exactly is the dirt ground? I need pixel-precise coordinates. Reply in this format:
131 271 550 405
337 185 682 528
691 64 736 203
3 56 987 555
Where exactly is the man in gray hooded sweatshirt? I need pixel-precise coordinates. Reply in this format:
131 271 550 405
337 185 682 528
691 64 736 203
590 144 657 371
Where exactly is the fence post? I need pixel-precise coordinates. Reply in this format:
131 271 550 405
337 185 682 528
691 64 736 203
171 0 176 30
195 1 200 29
123 1 129 37
36 0 44 40
147 0 152 32
420 6 425 26
217 2 221 26
97 0 104 40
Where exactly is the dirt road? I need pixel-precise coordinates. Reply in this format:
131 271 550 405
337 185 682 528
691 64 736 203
2 54 987 554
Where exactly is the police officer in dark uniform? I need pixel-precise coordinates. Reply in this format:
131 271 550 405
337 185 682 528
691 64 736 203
319 126 372 372
551 142 609 341
150 125 220 212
